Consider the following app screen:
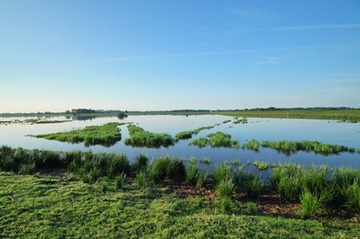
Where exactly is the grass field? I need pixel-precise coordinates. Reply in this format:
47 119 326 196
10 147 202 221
219 108 360 122
1 172 360 239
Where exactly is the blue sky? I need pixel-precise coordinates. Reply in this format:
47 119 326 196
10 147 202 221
1 0 359 112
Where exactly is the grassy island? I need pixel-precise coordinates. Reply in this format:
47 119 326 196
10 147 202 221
124 125 175 148
33 122 123 147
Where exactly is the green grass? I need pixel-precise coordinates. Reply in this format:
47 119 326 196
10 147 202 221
253 161 269 170
1 172 360 238
33 122 123 147
233 117 248 124
190 132 239 149
175 125 216 141
242 139 260 151
261 140 355 155
219 108 360 122
125 125 175 148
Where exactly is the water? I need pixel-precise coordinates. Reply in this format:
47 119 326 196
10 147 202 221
1 115 359 169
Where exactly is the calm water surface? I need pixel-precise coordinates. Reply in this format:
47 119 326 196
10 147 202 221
0 115 359 169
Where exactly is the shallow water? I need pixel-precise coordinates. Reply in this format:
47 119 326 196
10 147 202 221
0 115 359 169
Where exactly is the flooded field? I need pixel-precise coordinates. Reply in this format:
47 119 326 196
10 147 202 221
0 114 359 169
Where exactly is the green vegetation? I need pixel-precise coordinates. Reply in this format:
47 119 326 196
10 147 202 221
270 164 360 217
175 125 215 141
190 132 239 149
125 125 175 148
1 146 360 221
33 122 123 147
253 161 269 170
3 172 360 238
222 119 231 124
219 108 360 122
175 130 194 140
233 117 248 124
242 139 261 151
261 140 355 155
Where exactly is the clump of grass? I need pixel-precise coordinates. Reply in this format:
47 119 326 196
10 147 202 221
190 132 239 149
115 173 127 189
344 181 360 211
125 125 175 148
33 122 123 147
214 164 233 185
253 161 268 170
175 131 193 140
186 164 199 186
299 190 320 219
243 202 258 215
261 140 355 155
131 154 149 174
240 172 263 199
196 172 211 188
219 196 232 213
242 139 260 151
135 171 148 188
188 157 197 165
217 179 235 198
233 118 248 124
357 148 360 154
189 138 209 148
208 132 239 148
200 157 211 165
271 165 302 202
147 157 185 183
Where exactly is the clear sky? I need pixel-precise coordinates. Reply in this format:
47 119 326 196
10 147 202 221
1 0 360 112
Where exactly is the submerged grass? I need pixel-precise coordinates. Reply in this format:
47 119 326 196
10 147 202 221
33 122 123 147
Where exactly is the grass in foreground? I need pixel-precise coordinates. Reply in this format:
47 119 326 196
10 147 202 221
33 122 123 147
1 172 360 239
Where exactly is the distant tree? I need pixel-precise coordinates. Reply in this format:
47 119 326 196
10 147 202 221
117 111 128 120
